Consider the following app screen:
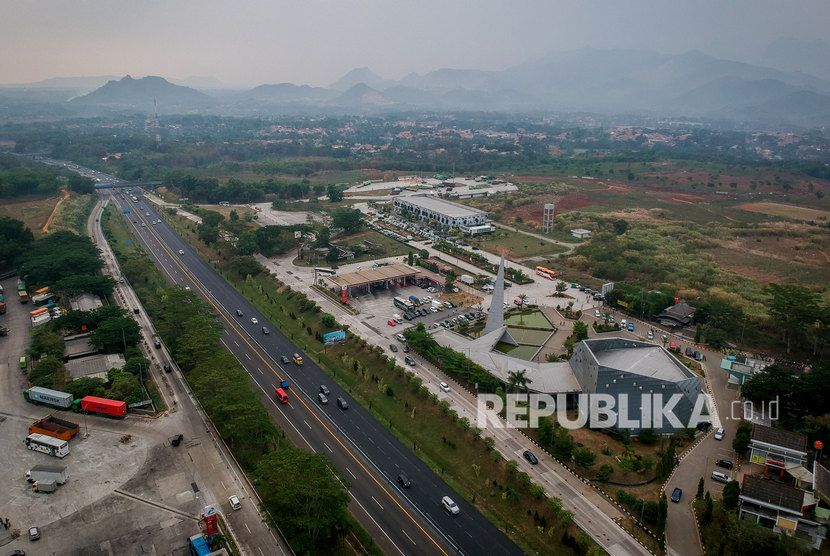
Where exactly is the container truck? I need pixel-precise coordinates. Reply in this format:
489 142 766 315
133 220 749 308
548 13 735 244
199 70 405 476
26 464 68 484
18 290 29 303
29 415 80 441
32 479 58 493
24 387 76 410
460 274 475 285
81 396 127 418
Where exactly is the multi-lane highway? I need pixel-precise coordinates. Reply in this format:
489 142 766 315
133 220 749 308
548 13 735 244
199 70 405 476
104 189 523 556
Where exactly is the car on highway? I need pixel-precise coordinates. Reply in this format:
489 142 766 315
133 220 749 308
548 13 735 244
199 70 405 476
440 381 450 392
251 317 258 324
318 393 328 404
293 353 303 365
397 474 411 488
716 459 734 469
163 363 172 373
336 397 349 410
154 340 161 349
279 355 289 364
320 385 331 396
714 427 725 440
523 450 539 465
236 309 243 316
228 495 242 510
670 488 682 503
389 344 398 352
442 496 460 515
178 249 184 255
262 326 270 335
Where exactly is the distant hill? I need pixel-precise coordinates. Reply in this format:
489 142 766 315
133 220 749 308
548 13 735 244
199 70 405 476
759 38 830 81
329 67 395 92
333 83 394 107
242 83 337 104
71 75 213 111
8 75 119 92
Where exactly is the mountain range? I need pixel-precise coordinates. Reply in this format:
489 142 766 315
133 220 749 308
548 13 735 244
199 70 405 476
4 46 830 128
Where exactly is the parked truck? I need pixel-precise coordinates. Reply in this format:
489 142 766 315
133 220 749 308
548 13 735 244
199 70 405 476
408 295 421 306
32 479 58 493
26 464 68 484
460 274 475 286
18 289 29 303
81 395 127 418
24 387 76 410
29 415 80 441
0 292 6 314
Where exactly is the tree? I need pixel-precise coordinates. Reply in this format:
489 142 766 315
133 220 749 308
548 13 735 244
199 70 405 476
701 491 713 524
597 464 614 481
198 223 219 245
613 219 628 235
331 209 362 234
638 427 658 444
255 448 351 553
236 231 260 255
229 209 239 222
229 255 264 277
655 494 667 545
314 227 331 248
556 281 568 293
321 313 335 328
408 251 414 266
518 293 528 308
90 316 141 353
28 355 65 388
696 477 705 501
657 437 676 479
0 216 34 270
573 447 597 468
764 283 821 352
722 480 741 511
327 184 343 203
537 416 554 446
553 427 576 460
572 321 589 340
507 369 531 393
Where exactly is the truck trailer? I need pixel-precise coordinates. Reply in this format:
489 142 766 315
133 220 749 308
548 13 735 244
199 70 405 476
81 396 127 418
26 464 68 484
32 479 58 493
29 415 80 441
24 387 76 410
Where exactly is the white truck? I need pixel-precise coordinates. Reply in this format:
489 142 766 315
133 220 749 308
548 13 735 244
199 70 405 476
26 464 68 484
32 479 58 493
460 274 475 286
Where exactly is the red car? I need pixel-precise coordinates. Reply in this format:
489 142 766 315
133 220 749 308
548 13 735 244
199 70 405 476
669 340 677 349
387 319 396 326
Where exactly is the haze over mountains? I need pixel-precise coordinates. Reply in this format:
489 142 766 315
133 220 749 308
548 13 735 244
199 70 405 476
4 44 830 129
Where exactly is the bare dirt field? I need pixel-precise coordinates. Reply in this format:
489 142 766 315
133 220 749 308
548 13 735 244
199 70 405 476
736 201 830 222
0 196 61 237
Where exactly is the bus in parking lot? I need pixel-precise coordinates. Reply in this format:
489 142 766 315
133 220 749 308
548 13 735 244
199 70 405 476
535 266 558 280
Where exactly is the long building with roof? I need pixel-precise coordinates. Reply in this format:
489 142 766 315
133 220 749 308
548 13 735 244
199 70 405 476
392 195 492 231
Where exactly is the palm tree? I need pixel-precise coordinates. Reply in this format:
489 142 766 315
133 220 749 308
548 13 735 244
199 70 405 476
507 369 532 393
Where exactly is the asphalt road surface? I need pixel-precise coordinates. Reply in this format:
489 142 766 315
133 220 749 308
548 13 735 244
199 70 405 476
107 190 522 556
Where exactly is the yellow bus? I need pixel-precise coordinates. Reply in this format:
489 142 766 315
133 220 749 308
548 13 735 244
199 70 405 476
535 266 558 280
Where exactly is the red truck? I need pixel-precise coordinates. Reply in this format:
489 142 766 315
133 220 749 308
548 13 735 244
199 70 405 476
29 415 81 441
81 396 127 418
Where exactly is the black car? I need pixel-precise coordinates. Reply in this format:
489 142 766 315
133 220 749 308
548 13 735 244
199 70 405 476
402 345 410 353
163 363 172 373
671 487 682 503
389 344 398 352
336 397 349 410
171 434 184 447
397 474 411 488
236 309 243 317
523 450 539 465
716 459 734 470
281 355 290 364
685 347 694 357
154 340 162 349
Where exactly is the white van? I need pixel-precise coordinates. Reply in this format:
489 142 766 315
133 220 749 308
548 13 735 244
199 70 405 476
442 496 460 515
711 471 732 484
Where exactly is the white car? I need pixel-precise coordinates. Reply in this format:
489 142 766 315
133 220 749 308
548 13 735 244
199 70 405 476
714 427 725 440
647 330 654 340
594 309 601 318
251 317 258 324
440 382 450 392
178 249 184 255
442 495 460 515
229 495 242 510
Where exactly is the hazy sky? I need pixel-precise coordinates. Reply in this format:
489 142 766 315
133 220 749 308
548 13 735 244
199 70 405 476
2 0 828 87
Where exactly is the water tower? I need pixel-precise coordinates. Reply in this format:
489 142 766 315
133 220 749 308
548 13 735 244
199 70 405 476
542 203 555 233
